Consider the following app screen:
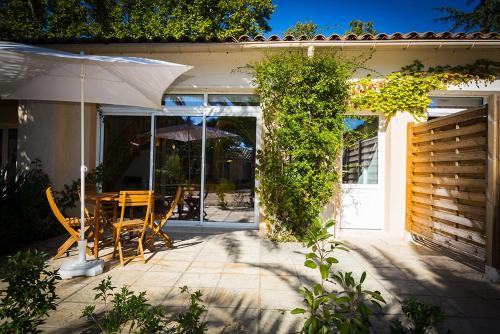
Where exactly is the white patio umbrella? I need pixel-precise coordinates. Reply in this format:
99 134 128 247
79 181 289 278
0 41 192 278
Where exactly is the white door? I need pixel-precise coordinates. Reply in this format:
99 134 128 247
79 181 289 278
341 115 385 229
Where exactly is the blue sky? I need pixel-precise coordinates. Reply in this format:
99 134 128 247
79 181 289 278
267 0 473 36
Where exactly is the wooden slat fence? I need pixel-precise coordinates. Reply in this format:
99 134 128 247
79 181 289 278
406 107 488 261
342 135 378 184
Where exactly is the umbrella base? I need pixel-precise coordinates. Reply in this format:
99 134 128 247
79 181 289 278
59 258 104 280
59 240 104 279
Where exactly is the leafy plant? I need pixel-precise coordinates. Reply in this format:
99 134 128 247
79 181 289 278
55 164 109 215
0 160 59 253
0 250 60 333
390 298 450 334
253 52 354 240
82 277 207 334
82 276 165 333
292 220 385 334
351 59 499 121
171 286 207 334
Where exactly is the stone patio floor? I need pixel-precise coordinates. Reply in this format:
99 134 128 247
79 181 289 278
35 228 500 333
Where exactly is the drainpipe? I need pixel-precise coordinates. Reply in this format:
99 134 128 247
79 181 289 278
307 45 315 58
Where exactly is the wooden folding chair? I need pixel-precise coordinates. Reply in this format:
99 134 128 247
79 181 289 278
147 186 182 249
46 187 94 259
112 190 153 266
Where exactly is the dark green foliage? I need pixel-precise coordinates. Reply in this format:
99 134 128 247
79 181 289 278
172 286 207 334
292 221 385 334
0 0 275 41
434 0 500 33
82 277 207 333
253 52 352 240
0 250 60 333
346 20 377 35
55 164 109 215
390 298 451 334
0 160 60 254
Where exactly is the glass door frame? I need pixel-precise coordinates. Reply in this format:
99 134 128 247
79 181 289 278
97 100 261 229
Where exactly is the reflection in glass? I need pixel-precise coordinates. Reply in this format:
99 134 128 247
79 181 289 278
204 116 256 223
342 116 378 185
154 116 202 221
208 94 260 107
163 94 204 107
102 116 151 191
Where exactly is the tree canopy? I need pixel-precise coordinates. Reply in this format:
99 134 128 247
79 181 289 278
434 0 500 33
284 21 319 38
346 19 377 35
0 0 275 41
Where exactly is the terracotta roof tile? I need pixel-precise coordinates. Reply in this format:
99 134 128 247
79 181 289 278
16 31 500 44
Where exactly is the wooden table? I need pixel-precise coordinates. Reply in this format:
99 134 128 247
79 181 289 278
86 191 119 258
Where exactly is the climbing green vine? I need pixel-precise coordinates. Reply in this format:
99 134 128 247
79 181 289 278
351 59 499 120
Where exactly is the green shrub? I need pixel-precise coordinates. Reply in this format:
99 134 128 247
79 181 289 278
0 250 60 333
292 220 385 334
253 52 353 240
82 277 207 334
0 160 60 253
55 164 109 215
390 298 450 334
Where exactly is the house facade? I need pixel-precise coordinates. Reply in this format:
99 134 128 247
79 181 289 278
3 32 499 238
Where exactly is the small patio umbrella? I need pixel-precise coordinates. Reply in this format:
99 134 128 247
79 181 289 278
156 123 238 142
0 42 192 278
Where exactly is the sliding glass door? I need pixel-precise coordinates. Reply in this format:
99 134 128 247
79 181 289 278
203 116 256 224
154 116 202 221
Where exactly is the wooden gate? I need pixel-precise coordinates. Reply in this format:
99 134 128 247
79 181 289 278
406 107 488 262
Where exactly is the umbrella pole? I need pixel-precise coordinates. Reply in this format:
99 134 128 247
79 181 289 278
79 60 86 263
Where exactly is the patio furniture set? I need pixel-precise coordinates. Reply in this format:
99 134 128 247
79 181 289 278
46 186 184 266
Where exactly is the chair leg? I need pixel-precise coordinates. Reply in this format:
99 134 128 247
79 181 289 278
54 237 77 259
138 239 145 263
117 240 124 266
157 230 174 248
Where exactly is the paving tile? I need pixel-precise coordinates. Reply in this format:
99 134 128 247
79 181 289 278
260 274 301 291
223 262 260 275
218 273 260 289
204 307 259 334
260 289 303 310
379 279 433 296
176 273 221 288
134 271 182 287
186 261 226 274
209 288 259 309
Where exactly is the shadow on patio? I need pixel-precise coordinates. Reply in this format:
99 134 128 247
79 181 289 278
26 227 500 333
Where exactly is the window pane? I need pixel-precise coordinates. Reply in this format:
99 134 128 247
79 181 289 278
7 128 17 168
154 116 202 221
163 94 204 107
102 116 151 191
342 116 378 185
208 94 260 107
429 97 483 108
204 116 256 223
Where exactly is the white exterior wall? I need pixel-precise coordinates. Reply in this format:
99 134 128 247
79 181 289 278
21 42 500 233
17 101 96 191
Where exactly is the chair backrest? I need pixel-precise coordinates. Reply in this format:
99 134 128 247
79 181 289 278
159 186 182 226
118 190 153 223
46 186 66 224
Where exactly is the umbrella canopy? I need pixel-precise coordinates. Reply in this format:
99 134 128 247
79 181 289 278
0 42 192 109
156 124 238 142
